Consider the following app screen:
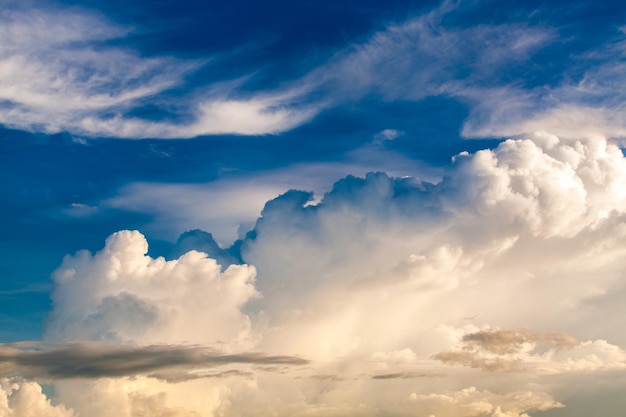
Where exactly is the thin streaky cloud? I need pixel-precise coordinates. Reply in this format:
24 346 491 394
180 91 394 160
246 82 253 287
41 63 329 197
0 341 308 380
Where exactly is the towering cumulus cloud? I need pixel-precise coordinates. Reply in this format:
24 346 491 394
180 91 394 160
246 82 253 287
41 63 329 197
2 134 626 416
46 230 258 346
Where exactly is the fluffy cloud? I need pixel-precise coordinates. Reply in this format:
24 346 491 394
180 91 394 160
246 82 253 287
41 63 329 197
232 134 626 412
241 135 626 341
45 230 258 347
0 378 75 417
4 134 626 415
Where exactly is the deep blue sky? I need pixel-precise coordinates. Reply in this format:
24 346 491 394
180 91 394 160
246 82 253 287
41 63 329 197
1 0 626 341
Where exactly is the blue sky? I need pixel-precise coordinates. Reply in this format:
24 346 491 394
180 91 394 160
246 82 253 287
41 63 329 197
2 1 626 416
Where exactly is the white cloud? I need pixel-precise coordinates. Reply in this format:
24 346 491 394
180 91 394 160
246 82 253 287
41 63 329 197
234 134 626 411
45 230 259 347
7 134 626 415
37 230 264 417
0 378 75 417
373 129 404 144
290 2 626 142
0 6 314 138
457 29 626 141
4 1 624 141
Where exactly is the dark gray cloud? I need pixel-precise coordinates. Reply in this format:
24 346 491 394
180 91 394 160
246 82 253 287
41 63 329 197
0 341 308 381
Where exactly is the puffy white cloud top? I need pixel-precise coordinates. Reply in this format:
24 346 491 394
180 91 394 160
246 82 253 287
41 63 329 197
46 230 258 347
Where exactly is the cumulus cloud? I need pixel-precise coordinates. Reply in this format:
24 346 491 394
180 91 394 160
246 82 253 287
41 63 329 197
232 134 626 411
45 230 259 347
17 230 301 417
5 134 626 415
0 378 75 417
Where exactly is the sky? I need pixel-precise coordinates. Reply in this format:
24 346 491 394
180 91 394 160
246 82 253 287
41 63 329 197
1 0 626 416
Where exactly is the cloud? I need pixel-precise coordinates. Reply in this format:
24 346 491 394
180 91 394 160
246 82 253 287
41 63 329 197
5 1 625 142
408 386 563 417
0 7 191 132
0 378 75 417
6 134 626 415
305 2 626 141
453 21 626 140
433 351 521 372
106 181 288 244
313 6 553 102
462 329 579 354
76 96 316 138
372 371 443 380
229 134 626 410
106 145 436 243
434 327 626 373
0 5 314 138
0 342 307 381
373 129 404 144
45 230 259 347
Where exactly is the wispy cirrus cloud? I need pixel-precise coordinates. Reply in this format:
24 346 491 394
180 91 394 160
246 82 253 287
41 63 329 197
5 1 626 141
0 5 314 138
306 2 626 141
